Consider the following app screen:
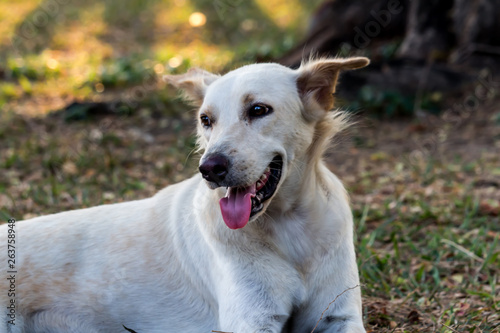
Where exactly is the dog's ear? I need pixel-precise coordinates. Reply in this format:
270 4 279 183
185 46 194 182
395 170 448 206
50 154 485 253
296 57 369 120
163 68 220 106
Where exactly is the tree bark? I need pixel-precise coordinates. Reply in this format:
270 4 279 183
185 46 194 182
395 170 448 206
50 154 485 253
453 0 500 48
279 0 500 66
278 0 409 67
397 0 455 61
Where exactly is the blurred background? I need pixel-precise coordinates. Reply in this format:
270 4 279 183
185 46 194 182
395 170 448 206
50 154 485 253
0 1 499 332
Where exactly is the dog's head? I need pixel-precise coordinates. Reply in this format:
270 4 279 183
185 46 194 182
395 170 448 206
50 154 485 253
165 57 369 229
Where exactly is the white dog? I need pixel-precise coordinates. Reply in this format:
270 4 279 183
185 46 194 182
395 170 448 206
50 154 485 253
1 56 369 333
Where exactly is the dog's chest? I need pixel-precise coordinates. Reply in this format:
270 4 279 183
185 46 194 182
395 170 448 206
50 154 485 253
269 215 326 275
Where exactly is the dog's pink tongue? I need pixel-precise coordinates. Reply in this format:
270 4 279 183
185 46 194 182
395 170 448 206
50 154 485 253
219 185 256 229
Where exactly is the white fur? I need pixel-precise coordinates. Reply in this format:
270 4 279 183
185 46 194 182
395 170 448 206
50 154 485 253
0 57 369 333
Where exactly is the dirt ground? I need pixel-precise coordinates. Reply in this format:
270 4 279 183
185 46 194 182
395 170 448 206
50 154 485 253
328 99 500 212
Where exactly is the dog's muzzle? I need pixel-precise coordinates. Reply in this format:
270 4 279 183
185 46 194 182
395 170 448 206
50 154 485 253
200 153 283 230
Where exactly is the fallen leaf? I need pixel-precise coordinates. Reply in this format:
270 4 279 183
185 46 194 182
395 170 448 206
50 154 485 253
479 201 499 216
407 310 420 324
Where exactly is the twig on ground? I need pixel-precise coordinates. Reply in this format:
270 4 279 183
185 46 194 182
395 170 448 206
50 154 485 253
310 284 361 333
441 239 484 262
438 321 460 332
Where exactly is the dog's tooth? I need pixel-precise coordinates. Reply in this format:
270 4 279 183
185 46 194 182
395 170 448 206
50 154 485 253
256 181 262 188
260 174 267 181
265 167 270 173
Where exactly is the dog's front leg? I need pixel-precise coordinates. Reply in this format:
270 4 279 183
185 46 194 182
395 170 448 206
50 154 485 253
216 255 304 333
294 241 366 333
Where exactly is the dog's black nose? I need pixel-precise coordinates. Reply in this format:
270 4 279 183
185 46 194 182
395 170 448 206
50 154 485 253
199 154 229 183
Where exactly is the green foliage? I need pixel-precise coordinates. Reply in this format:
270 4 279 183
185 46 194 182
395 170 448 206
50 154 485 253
92 57 156 89
494 112 500 125
350 86 413 117
0 83 20 101
5 56 61 81
348 86 442 117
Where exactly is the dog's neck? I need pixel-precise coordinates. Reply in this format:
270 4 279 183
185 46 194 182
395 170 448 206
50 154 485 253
256 158 345 268
264 157 332 220
197 158 347 268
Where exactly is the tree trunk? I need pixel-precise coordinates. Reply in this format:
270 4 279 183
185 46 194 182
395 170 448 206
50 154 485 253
453 0 500 48
278 0 409 67
278 0 500 66
276 0 500 101
397 0 455 61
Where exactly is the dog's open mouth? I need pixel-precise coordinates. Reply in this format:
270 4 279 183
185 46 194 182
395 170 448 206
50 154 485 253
219 155 283 229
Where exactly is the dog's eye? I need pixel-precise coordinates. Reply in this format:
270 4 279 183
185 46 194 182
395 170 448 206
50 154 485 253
200 114 212 128
249 104 273 118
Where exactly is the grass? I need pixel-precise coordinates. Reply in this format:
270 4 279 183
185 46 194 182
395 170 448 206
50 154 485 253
0 109 198 220
357 196 499 332
0 1 499 332
0 0 321 115
339 131 500 332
